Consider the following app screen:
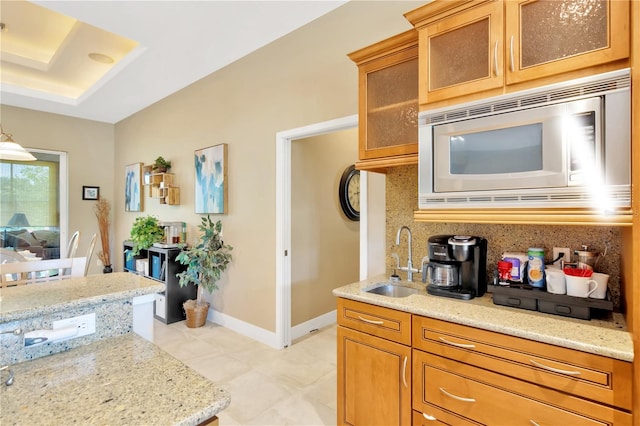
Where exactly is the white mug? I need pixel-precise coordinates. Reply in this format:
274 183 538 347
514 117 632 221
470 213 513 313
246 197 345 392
565 274 598 298
545 269 566 294
589 272 609 299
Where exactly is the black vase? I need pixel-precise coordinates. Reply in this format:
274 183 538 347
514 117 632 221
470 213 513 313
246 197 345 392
103 265 113 274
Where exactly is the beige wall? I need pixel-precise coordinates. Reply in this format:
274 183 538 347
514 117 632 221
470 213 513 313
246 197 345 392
112 1 425 332
0 106 115 275
291 128 359 326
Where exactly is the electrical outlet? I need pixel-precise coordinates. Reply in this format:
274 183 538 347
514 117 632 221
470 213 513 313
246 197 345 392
53 313 96 339
552 247 571 267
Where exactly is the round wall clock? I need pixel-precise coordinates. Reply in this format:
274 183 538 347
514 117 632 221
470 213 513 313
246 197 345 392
338 164 360 221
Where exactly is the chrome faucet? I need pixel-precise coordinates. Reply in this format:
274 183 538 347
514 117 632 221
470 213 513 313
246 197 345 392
396 226 418 281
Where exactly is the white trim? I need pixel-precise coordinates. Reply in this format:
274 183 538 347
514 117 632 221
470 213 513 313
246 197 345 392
207 308 279 349
291 310 337 342
359 171 368 280
275 114 358 349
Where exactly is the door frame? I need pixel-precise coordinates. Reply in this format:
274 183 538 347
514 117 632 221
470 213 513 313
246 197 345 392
275 114 359 348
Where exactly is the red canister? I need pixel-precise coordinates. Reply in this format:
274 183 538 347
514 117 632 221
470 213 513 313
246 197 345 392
497 260 513 285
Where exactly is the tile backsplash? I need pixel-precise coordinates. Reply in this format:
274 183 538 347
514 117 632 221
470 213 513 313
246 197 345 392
385 166 623 310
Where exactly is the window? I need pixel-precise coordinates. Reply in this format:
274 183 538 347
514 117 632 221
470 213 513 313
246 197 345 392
1 150 67 260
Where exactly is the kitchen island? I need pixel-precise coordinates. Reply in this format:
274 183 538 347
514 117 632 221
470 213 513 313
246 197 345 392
0 272 230 425
0 333 230 426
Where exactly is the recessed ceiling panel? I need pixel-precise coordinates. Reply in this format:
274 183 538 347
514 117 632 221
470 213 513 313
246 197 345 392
1 0 138 99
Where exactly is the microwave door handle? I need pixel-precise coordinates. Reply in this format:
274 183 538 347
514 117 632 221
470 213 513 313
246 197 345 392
493 40 499 77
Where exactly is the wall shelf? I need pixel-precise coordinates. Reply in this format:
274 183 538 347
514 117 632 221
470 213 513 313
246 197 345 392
143 170 180 205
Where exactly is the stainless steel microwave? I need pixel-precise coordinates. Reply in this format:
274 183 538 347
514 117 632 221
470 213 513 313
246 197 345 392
418 69 631 211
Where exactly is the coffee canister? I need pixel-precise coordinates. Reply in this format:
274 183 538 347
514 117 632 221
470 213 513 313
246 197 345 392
527 248 545 288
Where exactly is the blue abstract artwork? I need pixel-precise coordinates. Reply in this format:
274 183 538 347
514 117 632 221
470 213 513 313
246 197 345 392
194 144 227 214
125 163 142 212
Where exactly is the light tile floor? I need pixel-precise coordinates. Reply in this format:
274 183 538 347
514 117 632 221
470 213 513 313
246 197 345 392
152 320 337 425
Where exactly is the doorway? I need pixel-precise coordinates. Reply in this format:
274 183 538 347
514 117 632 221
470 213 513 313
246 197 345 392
276 115 385 348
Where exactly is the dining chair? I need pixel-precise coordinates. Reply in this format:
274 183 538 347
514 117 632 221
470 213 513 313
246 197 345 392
0 257 86 287
84 233 97 276
66 231 80 258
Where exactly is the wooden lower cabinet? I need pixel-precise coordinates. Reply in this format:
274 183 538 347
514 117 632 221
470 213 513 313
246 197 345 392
337 326 412 426
336 298 632 425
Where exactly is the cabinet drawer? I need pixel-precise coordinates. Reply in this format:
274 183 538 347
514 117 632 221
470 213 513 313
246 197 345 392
412 316 632 410
413 351 632 426
338 298 411 345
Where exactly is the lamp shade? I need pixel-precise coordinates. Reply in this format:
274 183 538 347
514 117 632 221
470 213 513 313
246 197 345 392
0 142 37 161
7 213 30 227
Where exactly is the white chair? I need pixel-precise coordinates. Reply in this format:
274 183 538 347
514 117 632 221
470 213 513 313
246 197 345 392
84 233 97 276
66 231 80 258
0 257 86 287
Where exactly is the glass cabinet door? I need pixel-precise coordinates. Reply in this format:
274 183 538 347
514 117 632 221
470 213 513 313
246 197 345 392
362 50 418 158
420 1 503 104
506 0 629 84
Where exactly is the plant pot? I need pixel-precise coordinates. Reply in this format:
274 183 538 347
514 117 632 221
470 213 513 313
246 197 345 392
184 300 209 328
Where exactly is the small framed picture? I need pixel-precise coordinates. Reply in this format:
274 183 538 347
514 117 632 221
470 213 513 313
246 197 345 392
82 186 100 200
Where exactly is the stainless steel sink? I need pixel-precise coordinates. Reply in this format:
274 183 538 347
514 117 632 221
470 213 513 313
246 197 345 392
365 284 419 298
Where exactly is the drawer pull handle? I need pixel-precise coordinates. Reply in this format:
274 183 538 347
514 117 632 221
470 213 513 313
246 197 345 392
439 387 476 403
357 316 384 325
530 420 541 426
530 359 581 376
422 413 437 421
438 336 476 349
402 356 408 388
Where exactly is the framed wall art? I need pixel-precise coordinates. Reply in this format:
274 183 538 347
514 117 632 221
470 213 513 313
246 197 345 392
125 162 143 212
194 143 227 214
82 186 100 200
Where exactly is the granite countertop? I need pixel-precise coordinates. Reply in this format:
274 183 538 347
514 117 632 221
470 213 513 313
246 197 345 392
333 275 633 362
0 272 165 322
0 333 230 426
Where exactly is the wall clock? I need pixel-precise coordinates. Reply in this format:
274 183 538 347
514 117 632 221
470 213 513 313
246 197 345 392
339 164 360 221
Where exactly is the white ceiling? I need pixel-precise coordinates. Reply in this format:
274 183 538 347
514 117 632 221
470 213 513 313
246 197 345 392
0 0 347 124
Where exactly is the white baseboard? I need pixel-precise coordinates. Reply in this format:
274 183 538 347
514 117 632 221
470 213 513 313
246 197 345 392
291 310 336 342
207 308 281 349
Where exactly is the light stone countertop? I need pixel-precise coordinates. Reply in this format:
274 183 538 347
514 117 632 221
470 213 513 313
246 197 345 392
333 275 633 362
0 272 165 323
0 333 230 426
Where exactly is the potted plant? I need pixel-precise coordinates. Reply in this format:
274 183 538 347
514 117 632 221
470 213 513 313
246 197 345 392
175 215 233 328
127 215 164 260
152 156 172 173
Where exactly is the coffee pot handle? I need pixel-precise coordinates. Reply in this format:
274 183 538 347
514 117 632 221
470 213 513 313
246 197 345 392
421 257 432 284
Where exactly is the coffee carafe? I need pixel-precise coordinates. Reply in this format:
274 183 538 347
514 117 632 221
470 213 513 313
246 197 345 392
422 234 487 300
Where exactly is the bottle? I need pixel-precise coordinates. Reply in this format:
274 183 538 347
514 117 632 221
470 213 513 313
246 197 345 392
527 248 545 288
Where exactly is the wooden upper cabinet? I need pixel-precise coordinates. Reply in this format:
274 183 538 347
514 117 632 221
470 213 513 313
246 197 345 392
415 1 503 104
405 0 630 106
348 30 418 172
505 0 630 85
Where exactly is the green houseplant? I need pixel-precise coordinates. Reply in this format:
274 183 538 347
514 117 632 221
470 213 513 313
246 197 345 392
176 215 233 327
152 156 172 173
127 215 164 260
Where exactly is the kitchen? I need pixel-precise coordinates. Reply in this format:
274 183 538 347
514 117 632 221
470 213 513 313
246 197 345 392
335 0 638 424
1 0 639 425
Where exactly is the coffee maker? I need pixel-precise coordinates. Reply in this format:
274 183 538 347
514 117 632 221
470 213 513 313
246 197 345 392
422 235 487 300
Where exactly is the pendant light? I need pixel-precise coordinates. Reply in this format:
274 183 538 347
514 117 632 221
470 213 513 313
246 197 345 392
0 124 36 161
